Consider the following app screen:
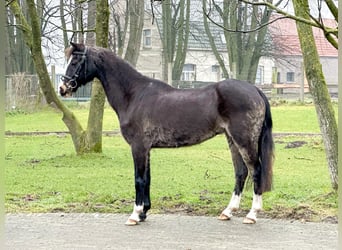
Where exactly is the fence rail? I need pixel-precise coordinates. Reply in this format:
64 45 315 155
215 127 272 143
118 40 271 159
5 75 338 111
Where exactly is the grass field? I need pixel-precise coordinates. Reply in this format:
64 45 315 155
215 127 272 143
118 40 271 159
5 103 338 222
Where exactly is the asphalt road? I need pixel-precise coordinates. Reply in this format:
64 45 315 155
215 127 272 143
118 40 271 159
5 213 338 250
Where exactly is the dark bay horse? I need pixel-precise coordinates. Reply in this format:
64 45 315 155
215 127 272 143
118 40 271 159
60 42 274 225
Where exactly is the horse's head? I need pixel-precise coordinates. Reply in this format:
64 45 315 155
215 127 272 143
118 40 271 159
60 42 93 97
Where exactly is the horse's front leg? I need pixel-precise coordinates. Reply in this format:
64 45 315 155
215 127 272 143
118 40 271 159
125 145 150 226
139 153 151 221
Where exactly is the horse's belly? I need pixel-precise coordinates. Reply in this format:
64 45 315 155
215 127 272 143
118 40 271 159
149 127 224 148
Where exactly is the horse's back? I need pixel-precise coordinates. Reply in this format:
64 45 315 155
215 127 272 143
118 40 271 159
215 79 265 116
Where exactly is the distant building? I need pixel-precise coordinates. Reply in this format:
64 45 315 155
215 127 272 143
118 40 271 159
136 12 337 90
269 16 337 87
136 15 229 86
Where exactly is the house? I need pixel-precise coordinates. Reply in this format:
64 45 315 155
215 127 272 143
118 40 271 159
136 15 229 86
61 3 337 101
136 11 337 93
267 16 338 88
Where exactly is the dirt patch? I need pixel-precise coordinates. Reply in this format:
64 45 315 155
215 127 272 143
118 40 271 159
160 203 338 224
275 140 308 149
285 140 307 148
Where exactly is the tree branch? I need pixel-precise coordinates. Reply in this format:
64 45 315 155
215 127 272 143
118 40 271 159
239 0 338 49
204 8 289 34
239 0 323 28
324 0 338 21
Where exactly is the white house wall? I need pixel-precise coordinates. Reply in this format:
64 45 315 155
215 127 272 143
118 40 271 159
184 50 229 82
257 57 275 85
320 57 338 85
274 55 337 87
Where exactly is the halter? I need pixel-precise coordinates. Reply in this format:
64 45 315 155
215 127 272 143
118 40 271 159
61 47 88 90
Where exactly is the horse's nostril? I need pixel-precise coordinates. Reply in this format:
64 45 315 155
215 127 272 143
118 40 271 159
59 86 67 96
60 85 66 91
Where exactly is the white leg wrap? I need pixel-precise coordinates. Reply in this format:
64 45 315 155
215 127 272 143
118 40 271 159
246 194 262 222
128 204 144 222
221 192 241 219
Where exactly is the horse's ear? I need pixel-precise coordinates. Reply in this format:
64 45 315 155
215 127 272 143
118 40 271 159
65 42 86 60
69 41 85 52
70 41 77 48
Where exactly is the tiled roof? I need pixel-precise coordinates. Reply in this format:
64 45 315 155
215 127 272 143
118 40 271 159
156 15 337 57
269 16 337 57
188 22 226 50
156 19 226 50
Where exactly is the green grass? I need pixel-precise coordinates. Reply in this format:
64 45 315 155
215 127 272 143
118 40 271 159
5 104 120 132
5 103 338 222
6 103 337 133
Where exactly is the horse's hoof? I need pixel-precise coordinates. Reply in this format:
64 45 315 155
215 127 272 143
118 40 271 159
243 217 256 224
125 219 138 226
139 213 147 222
218 213 231 221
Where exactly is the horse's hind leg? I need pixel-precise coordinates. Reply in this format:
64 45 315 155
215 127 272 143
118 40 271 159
219 136 248 220
237 146 264 224
243 160 263 224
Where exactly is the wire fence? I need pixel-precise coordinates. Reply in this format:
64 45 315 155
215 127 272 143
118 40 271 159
5 75 338 112
5 73 42 111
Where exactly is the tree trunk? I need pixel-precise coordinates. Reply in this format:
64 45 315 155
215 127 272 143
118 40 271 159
293 0 338 190
172 0 190 81
9 0 87 154
161 0 173 81
60 0 69 48
112 1 129 57
75 1 84 42
83 0 109 154
86 0 96 46
6 10 17 74
209 0 271 83
202 0 229 79
160 0 191 82
124 0 144 66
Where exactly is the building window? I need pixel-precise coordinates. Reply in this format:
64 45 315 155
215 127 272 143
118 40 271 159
181 64 196 81
212 65 219 73
255 66 264 85
143 29 152 48
220 33 226 44
286 72 295 82
144 2 151 11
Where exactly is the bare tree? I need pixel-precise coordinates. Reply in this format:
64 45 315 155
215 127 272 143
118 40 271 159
109 0 128 56
84 0 109 154
6 1 35 74
240 0 338 49
172 0 190 81
239 0 338 190
86 0 96 46
8 0 83 153
160 0 191 82
202 0 229 79
293 0 338 190
7 0 110 154
203 0 274 83
124 0 145 66
60 0 69 48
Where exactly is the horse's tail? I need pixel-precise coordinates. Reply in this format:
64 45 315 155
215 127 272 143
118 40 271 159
256 88 274 193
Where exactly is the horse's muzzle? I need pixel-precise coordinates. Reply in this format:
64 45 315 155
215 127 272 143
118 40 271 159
59 84 72 97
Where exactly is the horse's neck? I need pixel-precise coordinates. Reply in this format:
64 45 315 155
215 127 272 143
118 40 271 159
94 54 146 116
